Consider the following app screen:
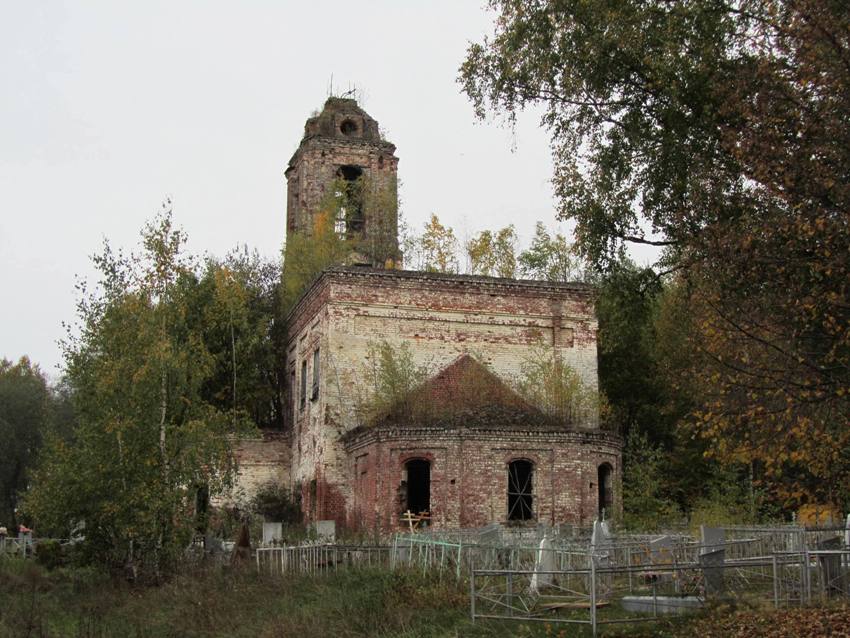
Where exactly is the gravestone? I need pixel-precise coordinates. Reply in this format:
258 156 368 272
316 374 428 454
230 524 252 567
530 535 557 593
700 526 725 554
650 535 674 565
700 526 726 596
263 522 283 546
314 520 336 543
699 549 726 596
591 520 613 566
845 514 850 567
817 536 846 597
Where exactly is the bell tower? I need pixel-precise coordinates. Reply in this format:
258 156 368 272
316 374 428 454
285 97 400 267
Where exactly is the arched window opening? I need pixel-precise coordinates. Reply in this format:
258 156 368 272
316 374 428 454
507 460 534 521
402 459 430 515
336 165 365 238
598 463 613 519
340 119 357 136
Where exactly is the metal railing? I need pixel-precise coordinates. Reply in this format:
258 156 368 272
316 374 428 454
470 549 850 637
255 544 391 576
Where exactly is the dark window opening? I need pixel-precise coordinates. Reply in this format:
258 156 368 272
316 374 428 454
404 459 430 515
336 165 365 238
299 360 307 411
598 463 613 519
289 370 296 420
340 119 357 135
195 484 209 534
309 478 318 517
311 348 320 400
507 460 534 521
338 165 362 181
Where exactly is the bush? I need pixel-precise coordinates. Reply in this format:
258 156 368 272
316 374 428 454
34 539 64 570
250 483 300 523
622 428 682 530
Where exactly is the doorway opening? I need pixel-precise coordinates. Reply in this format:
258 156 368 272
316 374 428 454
404 459 430 514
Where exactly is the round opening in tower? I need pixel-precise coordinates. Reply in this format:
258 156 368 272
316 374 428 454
340 119 357 135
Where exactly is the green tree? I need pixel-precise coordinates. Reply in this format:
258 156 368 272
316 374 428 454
517 222 582 282
410 213 459 273
466 225 518 278
462 0 850 508
621 428 682 531
0 357 51 529
25 212 250 578
515 345 598 427
360 340 429 423
199 249 284 430
595 261 668 442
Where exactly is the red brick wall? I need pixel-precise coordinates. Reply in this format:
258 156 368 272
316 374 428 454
343 426 622 532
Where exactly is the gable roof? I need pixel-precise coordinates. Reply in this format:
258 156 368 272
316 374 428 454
372 354 551 429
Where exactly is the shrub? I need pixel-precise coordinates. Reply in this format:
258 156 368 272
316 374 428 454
34 539 64 570
250 483 300 523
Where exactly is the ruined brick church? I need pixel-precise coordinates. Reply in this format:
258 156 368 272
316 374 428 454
235 97 622 532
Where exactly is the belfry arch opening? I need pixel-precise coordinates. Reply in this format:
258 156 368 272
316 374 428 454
507 459 534 521
598 463 613 519
336 164 365 238
404 459 430 515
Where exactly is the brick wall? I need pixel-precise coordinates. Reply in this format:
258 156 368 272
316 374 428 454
284 267 620 529
343 426 622 532
215 431 290 506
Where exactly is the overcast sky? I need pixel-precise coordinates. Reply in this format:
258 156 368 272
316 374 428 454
1 1 659 378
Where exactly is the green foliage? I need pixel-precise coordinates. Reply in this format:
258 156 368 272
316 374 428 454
281 173 400 314
462 0 850 507
250 482 300 523
621 428 681 531
460 0 750 267
0 561 546 638
361 340 429 423
24 211 253 578
596 261 671 442
517 222 583 282
359 174 401 268
34 539 65 570
405 213 459 273
0 357 51 529
14 557 843 637
466 225 518 278
514 345 597 426
281 183 354 313
198 249 284 429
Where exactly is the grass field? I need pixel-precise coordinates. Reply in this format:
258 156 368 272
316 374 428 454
1 559 847 637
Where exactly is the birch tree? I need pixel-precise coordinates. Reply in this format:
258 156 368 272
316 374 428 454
25 211 251 578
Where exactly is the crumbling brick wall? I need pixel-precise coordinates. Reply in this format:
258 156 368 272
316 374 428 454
215 431 290 507
343 426 621 532
285 267 618 529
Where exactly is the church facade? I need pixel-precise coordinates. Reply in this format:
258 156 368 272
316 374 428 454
237 97 622 532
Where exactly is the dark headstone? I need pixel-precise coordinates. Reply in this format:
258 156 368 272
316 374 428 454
700 549 726 597
817 536 847 597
